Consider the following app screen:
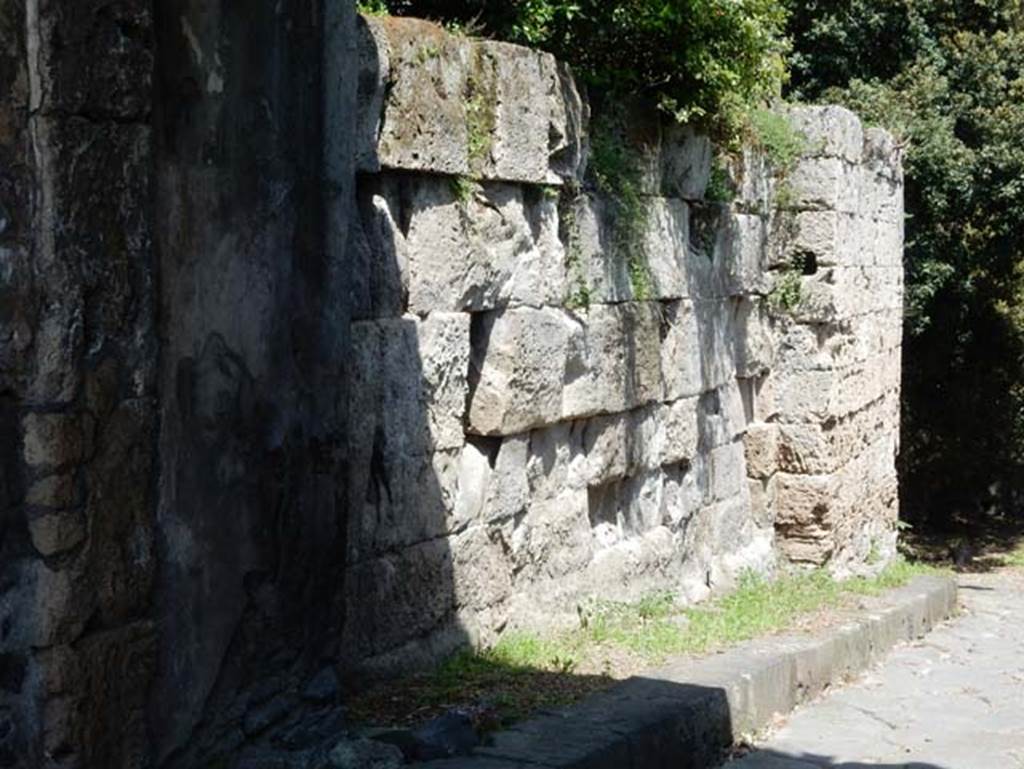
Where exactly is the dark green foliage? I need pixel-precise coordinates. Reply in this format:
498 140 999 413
787 0 1024 525
370 0 790 138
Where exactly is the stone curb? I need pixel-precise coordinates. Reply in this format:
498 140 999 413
415 574 957 769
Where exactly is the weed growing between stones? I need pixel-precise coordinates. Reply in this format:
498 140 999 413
450 175 476 204
559 187 592 310
589 122 652 299
465 50 497 172
348 558 944 729
705 158 736 203
750 108 808 170
768 254 804 313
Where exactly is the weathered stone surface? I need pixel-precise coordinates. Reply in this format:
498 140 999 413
786 157 860 213
357 16 584 184
562 302 664 419
661 124 713 200
785 105 864 165
467 307 579 435
352 313 470 454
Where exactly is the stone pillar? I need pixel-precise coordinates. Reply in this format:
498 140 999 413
149 1 355 766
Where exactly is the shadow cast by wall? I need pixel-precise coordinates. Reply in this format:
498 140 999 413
731 749 950 769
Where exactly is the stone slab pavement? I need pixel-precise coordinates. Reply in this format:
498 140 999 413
722 569 1024 769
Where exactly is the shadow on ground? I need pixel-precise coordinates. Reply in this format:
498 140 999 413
728 749 949 768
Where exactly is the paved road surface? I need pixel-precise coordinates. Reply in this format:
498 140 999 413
722 569 1024 769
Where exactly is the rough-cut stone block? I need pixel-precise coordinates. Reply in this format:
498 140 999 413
660 300 704 400
468 307 580 435
349 447 461 558
562 303 664 419
643 198 690 300
22 413 87 471
356 16 584 184
693 299 738 391
661 124 713 200
734 298 774 378
408 178 565 313
28 510 86 557
351 313 471 454
721 213 769 295
510 490 592 581
860 167 903 223
785 105 864 164
573 195 689 303
862 126 902 182
451 524 514 612
710 441 746 501
781 210 859 269
658 397 701 467
350 180 407 319
786 158 859 213
774 473 838 531
744 423 779 480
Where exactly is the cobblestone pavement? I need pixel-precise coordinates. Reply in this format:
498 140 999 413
722 569 1024 769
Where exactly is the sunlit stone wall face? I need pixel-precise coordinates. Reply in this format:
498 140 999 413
346 16 904 678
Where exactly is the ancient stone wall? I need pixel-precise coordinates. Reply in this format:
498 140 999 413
0 6 902 766
346 16 904 678
0 3 158 767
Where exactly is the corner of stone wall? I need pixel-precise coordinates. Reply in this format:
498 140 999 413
743 104 905 576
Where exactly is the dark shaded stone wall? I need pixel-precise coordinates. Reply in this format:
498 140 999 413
0 1 357 767
150 1 355 767
0 1 158 767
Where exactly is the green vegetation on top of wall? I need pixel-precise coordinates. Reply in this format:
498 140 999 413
366 0 790 140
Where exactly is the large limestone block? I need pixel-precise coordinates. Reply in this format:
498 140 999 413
358 174 567 315
733 297 775 378
510 490 593 582
780 210 861 269
343 538 456 660
660 123 713 200
660 300 704 401
572 194 690 303
860 166 904 223
862 126 903 182
562 302 664 419
468 307 581 435
417 179 565 313
451 524 515 612
643 198 690 300
348 447 461 558
709 441 747 501
356 16 584 183
784 105 864 165
692 299 738 391
587 470 666 545
787 157 860 214
351 313 471 455
773 472 838 534
580 397 700 486
524 420 588 501
720 213 770 296
571 193 634 304
744 422 779 480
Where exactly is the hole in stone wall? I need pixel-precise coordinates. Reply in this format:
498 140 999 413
796 250 818 276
